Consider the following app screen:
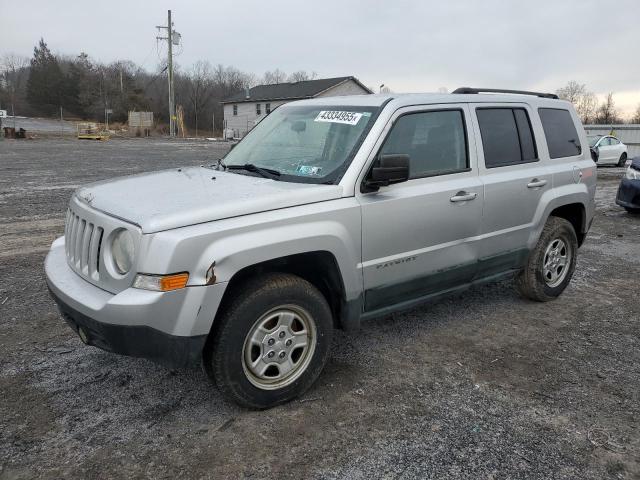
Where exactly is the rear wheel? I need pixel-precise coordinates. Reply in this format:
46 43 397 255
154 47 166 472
516 217 578 302
618 153 627 167
204 273 333 409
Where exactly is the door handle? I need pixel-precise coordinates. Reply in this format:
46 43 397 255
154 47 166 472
450 191 478 202
527 178 547 189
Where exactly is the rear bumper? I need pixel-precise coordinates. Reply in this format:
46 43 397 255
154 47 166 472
616 178 640 209
45 236 227 368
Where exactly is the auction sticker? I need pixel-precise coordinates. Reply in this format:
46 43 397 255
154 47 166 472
315 110 363 125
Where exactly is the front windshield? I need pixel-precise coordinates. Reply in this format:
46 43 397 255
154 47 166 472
223 104 380 183
588 135 602 147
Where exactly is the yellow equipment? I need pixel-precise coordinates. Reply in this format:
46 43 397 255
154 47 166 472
77 122 110 140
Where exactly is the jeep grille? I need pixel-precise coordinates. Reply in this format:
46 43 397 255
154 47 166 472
64 208 104 281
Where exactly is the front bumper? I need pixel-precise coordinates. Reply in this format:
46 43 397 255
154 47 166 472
616 178 640 209
45 237 227 368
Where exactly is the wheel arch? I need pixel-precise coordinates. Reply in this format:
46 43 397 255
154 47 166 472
549 202 587 246
212 251 356 334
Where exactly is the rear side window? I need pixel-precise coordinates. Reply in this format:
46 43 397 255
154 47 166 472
380 109 468 178
476 108 538 168
538 108 582 158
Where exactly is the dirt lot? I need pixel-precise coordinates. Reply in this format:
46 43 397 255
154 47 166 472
0 137 638 479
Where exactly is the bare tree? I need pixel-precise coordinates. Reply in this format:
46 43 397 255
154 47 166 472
185 61 214 136
262 69 287 85
631 104 640 124
288 70 317 82
576 91 597 124
556 81 597 124
1 54 30 115
594 92 621 125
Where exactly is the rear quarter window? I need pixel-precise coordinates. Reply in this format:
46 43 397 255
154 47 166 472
538 108 582 159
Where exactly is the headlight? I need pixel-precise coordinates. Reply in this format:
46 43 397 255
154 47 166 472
111 229 135 274
625 167 640 180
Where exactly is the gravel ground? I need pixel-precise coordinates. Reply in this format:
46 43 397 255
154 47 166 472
0 137 638 480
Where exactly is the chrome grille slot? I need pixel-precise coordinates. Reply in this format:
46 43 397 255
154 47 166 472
65 208 104 282
74 219 86 268
88 227 103 279
80 222 93 274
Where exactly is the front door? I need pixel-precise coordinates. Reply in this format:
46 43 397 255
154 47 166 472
358 104 483 313
597 137 615 164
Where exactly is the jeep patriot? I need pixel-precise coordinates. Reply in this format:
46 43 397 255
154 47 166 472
45 88 596 408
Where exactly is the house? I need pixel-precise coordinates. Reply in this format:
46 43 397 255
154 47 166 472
221 76 372 138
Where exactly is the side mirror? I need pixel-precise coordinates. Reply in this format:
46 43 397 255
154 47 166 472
362 154 410 192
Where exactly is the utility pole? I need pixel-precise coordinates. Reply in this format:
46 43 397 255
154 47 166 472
156 10 179 137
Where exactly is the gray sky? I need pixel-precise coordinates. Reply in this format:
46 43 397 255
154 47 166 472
2 0 639 116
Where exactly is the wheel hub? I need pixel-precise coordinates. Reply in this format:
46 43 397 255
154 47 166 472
242 305 316 390
261 325 297 364
542 238 570 288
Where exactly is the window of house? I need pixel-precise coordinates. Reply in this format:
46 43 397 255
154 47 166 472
266 103 271 114
256 104 261 115
538 108 582 158
233 105 238 116
379 109 468 178
476 108 538 168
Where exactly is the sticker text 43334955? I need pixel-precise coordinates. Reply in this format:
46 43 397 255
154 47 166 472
314 111 363 125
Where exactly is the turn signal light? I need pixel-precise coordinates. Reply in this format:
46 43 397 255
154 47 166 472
133 272 189 292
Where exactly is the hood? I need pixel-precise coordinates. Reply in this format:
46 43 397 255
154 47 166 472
75 167 343 233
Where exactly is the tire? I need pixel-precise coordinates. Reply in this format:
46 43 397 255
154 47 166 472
624 207 640 214
515 217 578 302
204 273 333 409
618 153 627 167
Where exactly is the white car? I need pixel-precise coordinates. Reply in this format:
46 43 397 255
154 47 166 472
588 135 628 167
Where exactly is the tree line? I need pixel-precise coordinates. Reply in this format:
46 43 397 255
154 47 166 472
0 39 317 134
2 40 639 133
556 80 640 124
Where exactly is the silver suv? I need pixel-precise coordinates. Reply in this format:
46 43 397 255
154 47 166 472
45 88 596 408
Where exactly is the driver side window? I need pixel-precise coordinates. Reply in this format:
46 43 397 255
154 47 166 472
379 109 469 179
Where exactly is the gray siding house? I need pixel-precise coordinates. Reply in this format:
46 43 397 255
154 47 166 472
221 76 371 138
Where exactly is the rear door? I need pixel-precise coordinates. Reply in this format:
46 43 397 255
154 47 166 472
358 104 483 312
471 103 552 275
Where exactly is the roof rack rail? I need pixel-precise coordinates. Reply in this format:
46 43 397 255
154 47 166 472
452 87 559 100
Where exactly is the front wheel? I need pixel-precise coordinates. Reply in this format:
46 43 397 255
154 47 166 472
618 153 627 167
516 217 578 302
204 273 333 409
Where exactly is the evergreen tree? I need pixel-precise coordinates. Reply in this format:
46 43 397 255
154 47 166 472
26 38 66 115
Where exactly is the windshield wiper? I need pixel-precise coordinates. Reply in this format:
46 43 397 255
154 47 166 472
226 163 281 180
